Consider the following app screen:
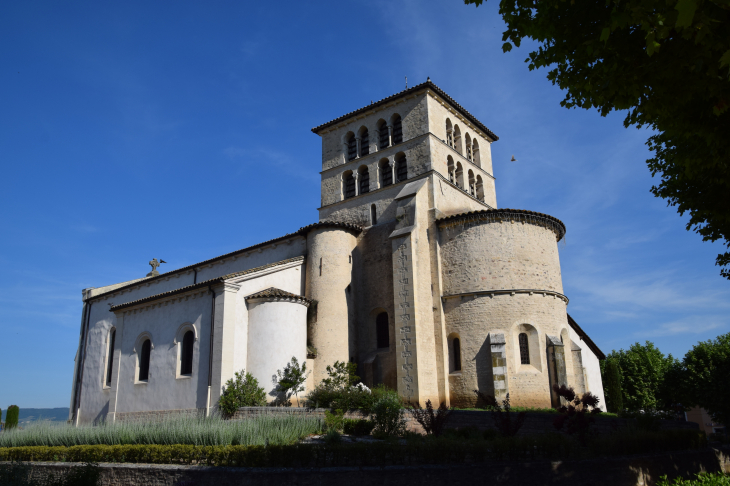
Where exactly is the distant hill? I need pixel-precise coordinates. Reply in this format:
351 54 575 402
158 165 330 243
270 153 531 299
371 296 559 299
1 408 70 423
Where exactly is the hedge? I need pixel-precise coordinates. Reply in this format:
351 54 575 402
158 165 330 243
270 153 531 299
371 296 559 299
0 430 706 468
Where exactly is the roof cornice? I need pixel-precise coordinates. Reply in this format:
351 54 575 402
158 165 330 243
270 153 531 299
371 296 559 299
311 80 499 142
437 208 566 242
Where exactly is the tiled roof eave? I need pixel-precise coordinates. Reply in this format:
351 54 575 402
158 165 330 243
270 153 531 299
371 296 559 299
437 208 567 241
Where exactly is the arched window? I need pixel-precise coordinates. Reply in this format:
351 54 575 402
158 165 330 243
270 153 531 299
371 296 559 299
371 204 377 225
105 329 116 386
447 156 455 184
379 158 392 187
453 338 462 371
376 312 389 349
359 166 370 194
472 139 480 167
359 128 369 157
378 120 390 149
446 119 453 147
476 175 484 201
465 133 472 161
468 170 475 196
519 333 530 365
139 338 151 382
455 162 464 189
453 125 462 154
395 154 407 182
346 133 357 161
392 114 403 144
180 330 194 376
344 171 356 199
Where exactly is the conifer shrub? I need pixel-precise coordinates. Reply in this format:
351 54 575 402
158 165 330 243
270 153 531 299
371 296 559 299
603 359 624 413
6 406 19 430
219 370 266 417
371 392 406 438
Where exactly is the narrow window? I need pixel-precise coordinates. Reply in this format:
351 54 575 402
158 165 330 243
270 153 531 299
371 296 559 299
465 134 473 161
180 330 194 376
380 159 392 187
392 115 403 144
319 257 322 276
395 154 407 182
359 167 370 194
139 339 151 382
447 157 455 184
446 119 453 147
379 122 390 149
347 135 357 161
360 129 369 156
472 140 480 166
105 329 116 386
376 312 389 349
453 338 462 371
371 204 377 225
476 175 484 201
344 172 356 198
519 333 530 364
453 125 462 154
468 170 476 196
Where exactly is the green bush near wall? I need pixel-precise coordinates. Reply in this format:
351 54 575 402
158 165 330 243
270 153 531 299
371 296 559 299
5 406 19 430
0 430 706 468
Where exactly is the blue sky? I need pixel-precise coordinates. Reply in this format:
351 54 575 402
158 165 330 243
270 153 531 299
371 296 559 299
2 0 728 408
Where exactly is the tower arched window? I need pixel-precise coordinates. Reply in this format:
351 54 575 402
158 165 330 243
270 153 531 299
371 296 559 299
476 175 484 201
378 120 390 149
446 119 453 147
519 333 530 365
472 139 481 167
346 134 357 161
371 204 377 225
379 158 392 187
344 171 356 199
180 330 194 376
376 312 389 349
465 134 472 161
359 166 370 194
453 338 462 371
447 156 455 184
453 125 462 155
395 154 407 182
139 338 151 382
105 329 116 387
359 128 369 156
392 114 403 144
455 162 464 189
468 170 476 196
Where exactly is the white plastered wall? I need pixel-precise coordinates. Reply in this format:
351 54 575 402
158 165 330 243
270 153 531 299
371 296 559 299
567 325 607 412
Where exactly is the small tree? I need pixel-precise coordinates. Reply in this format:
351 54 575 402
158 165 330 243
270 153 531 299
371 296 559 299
552 384 602 444
321 361 359 389
371 391 406 438
5 405 19 430
408 399 452 436
273 357 308 407
473 391 526 437
219 370 267 417
603 359 624 413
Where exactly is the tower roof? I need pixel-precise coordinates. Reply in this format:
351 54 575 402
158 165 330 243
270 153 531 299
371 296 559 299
311 80 499 141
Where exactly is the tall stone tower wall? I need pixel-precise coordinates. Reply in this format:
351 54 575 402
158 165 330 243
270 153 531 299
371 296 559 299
305 227 358 382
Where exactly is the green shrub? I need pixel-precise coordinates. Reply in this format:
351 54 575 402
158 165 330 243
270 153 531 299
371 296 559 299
218 370 267 417
323 430 342 445
6 406 19 430
658 472 730 485
371 392 405 438
273 357 308 407
343 419 375 436
324 410 345 432
0 461 100 486
603 359 624 413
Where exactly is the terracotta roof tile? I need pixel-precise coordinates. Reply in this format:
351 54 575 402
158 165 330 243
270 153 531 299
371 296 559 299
245 287 312 306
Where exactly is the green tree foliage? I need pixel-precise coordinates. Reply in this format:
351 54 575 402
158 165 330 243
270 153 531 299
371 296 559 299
604 342 677 411
678 332 730 426
466 0 730 279
602 359 624 413
273 357 308 407
320 361 359 389
219 370 267 417
6 405 19 430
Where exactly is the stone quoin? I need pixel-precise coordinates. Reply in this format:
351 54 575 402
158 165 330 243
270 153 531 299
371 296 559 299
68 80 606 424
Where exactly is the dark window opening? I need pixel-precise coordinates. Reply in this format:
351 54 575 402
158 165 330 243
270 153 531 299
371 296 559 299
359 169 369 194
360 130 369 156
396 155 407 182
106 329 116 386
379 123 390 149
382 162 392 187
371 204 377 225
181 330 194 376
139 339 151 382
347 136 357 160
453 338 462 371
376 312 389 349
519 333 530 364
392 115 403 144
344 173 356 198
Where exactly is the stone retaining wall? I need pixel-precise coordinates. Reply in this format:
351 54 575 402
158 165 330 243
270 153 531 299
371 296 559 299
13 447 729 486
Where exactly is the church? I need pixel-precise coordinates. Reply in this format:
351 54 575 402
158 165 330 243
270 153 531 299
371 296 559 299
68 80 606 424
